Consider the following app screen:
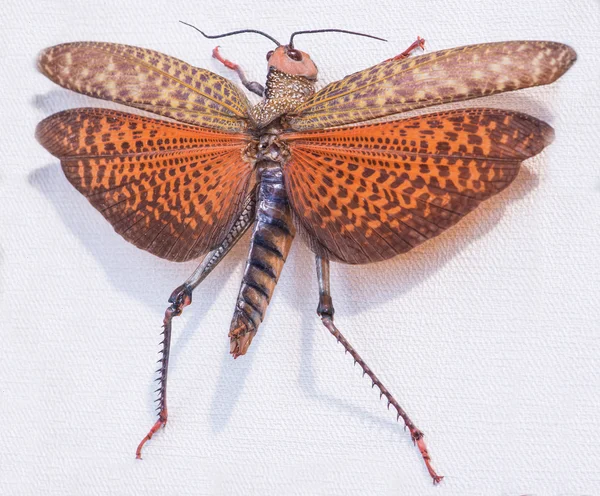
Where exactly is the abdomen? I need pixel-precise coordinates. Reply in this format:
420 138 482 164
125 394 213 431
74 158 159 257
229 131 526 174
229 164 295 357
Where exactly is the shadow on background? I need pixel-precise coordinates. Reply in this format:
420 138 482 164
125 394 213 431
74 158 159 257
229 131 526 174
0 246 4 300
28 162 252 430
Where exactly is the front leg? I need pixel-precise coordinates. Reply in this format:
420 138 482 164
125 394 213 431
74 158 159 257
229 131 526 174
315 255 443 484
384 36 425 62
136 193 257 458
212 46 265 97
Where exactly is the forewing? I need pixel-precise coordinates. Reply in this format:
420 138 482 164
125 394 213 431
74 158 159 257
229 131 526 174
283 108 553 264
38 42 252 132
36 108 253 262
288 41 576 131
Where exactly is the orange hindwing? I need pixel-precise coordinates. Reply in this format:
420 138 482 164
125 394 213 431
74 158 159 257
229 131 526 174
283 108 553 264
36 108 252 261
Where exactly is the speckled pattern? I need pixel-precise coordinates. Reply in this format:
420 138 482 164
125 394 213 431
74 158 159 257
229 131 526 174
288 41 576 131
250 68 316 127
38 42 252 132
283 108 554 264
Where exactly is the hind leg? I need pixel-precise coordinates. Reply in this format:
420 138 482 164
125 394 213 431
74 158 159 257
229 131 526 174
136 194 257 458
315 255 443 484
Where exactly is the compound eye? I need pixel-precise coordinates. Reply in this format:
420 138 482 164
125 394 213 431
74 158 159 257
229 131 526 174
286 49 303 61
266 50 274 61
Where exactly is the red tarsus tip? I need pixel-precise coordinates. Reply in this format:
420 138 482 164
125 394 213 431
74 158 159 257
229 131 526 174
415 436 444 484
212 46 239 71
136 410 168 459
415 36 425 51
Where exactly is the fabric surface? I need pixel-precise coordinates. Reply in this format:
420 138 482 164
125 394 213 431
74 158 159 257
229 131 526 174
1 0 599 494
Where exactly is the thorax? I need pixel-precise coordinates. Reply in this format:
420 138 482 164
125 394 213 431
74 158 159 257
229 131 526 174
250 68 316 129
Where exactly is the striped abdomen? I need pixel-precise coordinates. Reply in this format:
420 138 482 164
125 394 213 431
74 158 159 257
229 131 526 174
229 164 295 357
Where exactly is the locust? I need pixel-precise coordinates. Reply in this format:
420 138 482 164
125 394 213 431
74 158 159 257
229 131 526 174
35 25 576 483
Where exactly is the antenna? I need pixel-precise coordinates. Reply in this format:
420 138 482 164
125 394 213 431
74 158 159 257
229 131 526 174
180 21 281 46
289 29 386 48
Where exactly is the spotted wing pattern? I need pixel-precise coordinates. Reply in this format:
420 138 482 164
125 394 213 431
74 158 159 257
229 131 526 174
36 108 252 262
38 42 252 132
288 41 576 131
283 108 553 264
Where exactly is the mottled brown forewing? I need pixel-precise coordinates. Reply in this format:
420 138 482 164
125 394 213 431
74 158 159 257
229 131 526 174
283 108 553 264
38 42 252 132
288 41 576 131
36 108 252 262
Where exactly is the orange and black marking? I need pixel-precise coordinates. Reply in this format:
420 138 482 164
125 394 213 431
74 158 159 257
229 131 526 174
283 108 553 263
36 108 252 261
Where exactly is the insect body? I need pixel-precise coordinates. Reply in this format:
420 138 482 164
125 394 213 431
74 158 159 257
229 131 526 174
35 30 576 484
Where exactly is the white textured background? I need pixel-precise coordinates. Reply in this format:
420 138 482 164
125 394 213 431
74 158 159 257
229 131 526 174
1 0 599 494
